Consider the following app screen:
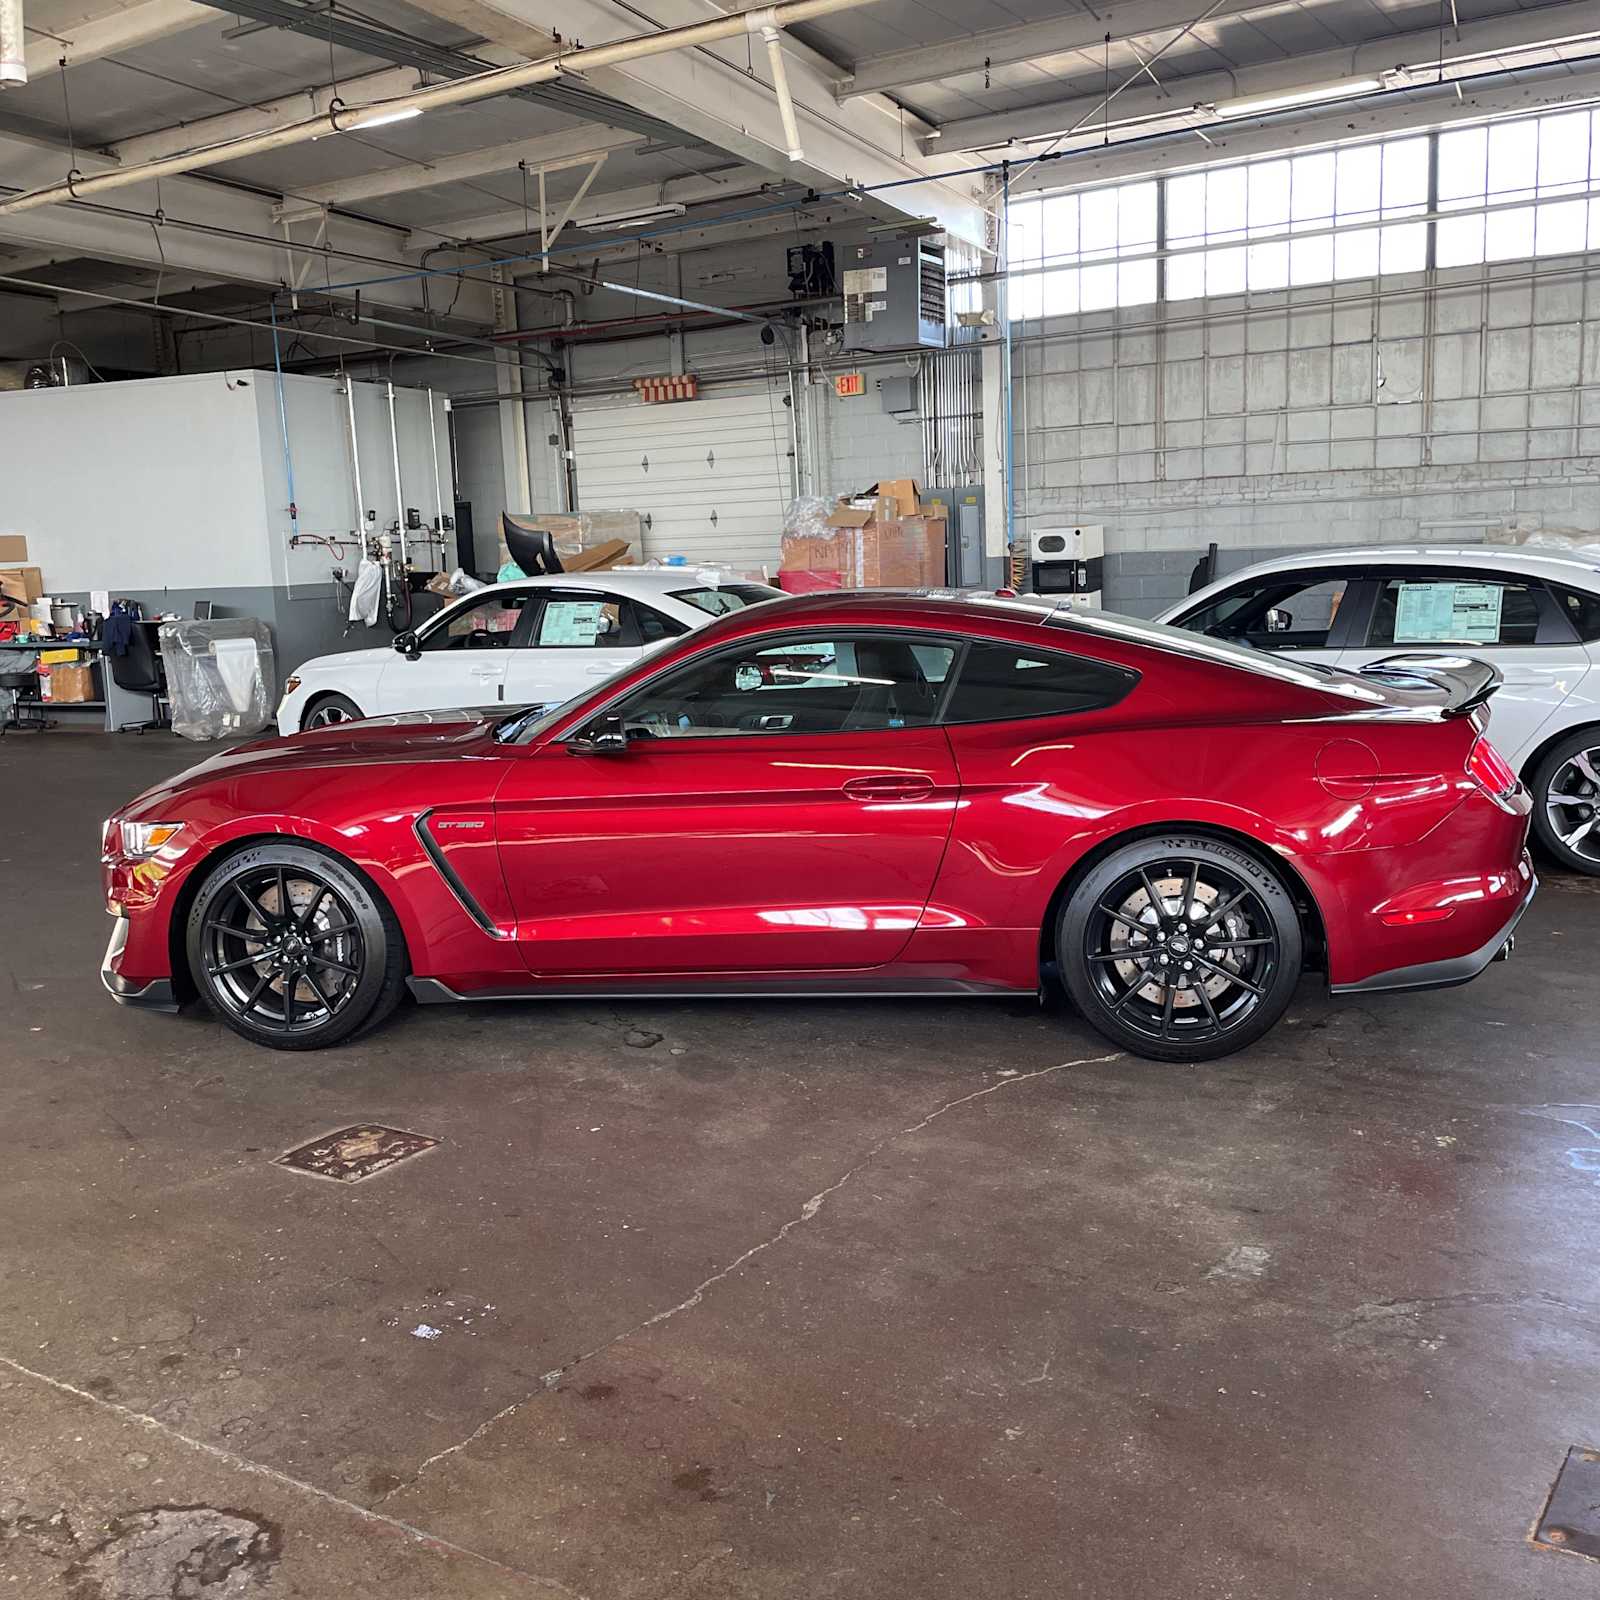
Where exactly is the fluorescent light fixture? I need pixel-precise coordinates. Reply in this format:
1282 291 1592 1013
345 104 424 130
574 203 687 231
1215 76 1383 119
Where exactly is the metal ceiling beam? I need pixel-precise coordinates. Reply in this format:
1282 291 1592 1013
935 0 1600 153
270 126 641 219
838 0 1290 101
1003 62 1600 193
396 0 989 241
188 0 691 146
0 129 497 321
23 0 208 75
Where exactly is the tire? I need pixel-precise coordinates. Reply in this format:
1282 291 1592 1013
1529 729 1600 876
1058 833 1303 1063
185 842 407 1051
302 692 364 732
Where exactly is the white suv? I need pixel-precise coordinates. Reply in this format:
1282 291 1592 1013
277 570 782 739
1159 545 1600 874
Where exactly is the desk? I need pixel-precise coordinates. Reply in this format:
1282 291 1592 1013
0 637 160 732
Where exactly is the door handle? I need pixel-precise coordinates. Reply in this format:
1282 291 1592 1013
843 775 936 802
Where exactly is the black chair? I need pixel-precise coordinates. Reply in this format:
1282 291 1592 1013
110 625 168 734
0 667 52 735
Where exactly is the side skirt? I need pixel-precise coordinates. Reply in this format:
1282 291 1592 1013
407 976 1030 1005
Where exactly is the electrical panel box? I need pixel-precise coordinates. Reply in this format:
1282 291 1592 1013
840 234 948 353
1030 524 1104 607
925 485 997 588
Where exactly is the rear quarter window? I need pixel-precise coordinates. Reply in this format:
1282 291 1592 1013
1553 585 1600 642
943 640 1137 724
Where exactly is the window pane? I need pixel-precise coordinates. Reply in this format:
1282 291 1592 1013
1080 189 1118 256
426 594 527 649
536 598 623 647
1289 232 1334 285
1247 238 1289 290
618 636 954 737
1381 138 1429 211
1042 193 1078 263
1040 267 1080 316
1207 244 1247 296
1487 205 1535 261
1555 586 1600 642
1080 260 1119 310
1209 166 1247 237
1537 197 1588 256
1438 127 1487 202
670 583 783 616
1488 120 1538 199
1166 250 1207 300
1248 160 1291 231
1167 173 1206 245
1334 226 1379 280
1436 211 1485 267
1335 145 1381 227
943 641 1136 723
1179 576 1351 650
1537 112 1590 192
1008 201 1040 266
1119 182 1157 246
1118 258 1157 306
1291 152 1335 227
1369 578 1541 646
1380 220 1426 275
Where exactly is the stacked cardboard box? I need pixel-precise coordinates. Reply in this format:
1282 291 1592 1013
779 479 947 592
0 534 43 613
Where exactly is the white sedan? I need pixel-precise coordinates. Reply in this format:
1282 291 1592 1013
277 569 783 739
1158 544 1600 873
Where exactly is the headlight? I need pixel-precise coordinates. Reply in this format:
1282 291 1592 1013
119 821 185 859
283 675 302 696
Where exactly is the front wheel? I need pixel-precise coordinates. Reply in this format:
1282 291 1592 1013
185 843 407 1050
1058 835 1303 1063
302 692 364 731
1529 730 1600 876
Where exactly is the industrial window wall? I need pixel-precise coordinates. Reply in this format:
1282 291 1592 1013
1006 105 1600 311
1007 103 1600 617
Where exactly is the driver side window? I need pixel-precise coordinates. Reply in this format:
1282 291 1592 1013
1182 575 1351 651
423 593 529 650
613 634 956 738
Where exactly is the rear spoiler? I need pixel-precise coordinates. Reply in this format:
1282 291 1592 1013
1357 653 1502 716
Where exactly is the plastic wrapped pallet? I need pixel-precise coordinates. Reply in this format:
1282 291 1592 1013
159 617 277 742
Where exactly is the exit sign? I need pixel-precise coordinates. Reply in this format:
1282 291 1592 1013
834 372 865 397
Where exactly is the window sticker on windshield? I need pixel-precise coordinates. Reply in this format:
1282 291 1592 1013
1393 581 1504 643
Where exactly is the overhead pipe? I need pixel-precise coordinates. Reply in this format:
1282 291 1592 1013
749 7 803 161
0 0 24 85
0 0 882 216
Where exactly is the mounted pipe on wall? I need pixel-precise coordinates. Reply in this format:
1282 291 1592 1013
0 0 24 85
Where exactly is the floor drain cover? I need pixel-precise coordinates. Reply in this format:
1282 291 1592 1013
276 1124 439 1183
1534 1446 1600 1557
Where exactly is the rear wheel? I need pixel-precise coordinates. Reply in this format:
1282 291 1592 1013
302 692 363 731
1529 730 1600 876
1059 835 1302 1063
185 843 406 1050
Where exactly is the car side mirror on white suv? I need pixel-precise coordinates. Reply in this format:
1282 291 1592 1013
393 631 421 660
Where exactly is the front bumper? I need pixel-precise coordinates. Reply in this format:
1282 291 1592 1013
1331 870 1536 996
100 917 179 1012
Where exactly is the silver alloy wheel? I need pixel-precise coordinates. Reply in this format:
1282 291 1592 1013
1545 746 1600 863
306 702 354 728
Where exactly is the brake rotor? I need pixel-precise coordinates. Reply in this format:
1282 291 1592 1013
242 879 355 1010
1108 874 1250 1008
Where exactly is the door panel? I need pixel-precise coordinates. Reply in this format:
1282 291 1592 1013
377 590 531 714
492 731 961 976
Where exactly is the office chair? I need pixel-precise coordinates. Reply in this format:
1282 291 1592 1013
110 624 168 735
0 667 52 735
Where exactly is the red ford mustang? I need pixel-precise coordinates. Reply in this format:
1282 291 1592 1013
100 591 1534 1063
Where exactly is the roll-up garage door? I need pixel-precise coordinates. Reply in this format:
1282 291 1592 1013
570 389 791 571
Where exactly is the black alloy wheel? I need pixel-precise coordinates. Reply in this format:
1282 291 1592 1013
303 693 363 731
1060 835 1302 1062
186 843 405 1050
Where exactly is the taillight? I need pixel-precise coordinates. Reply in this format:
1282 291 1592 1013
1467 735 1518 805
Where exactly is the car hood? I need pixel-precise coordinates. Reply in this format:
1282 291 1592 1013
293 644 393 674
122 710 507 815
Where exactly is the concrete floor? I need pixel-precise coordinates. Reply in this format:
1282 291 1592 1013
3 730 1599 1599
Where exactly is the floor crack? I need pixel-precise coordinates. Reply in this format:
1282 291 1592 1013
383 1050 1120 1503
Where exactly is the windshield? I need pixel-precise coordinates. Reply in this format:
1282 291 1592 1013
669 583 784 617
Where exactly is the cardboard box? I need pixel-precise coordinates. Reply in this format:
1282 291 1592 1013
562 538 632 573
874 478 921 518
1 566 44 605
0 536 28 563
43 663 96 702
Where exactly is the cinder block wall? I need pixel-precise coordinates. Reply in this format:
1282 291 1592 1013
1014 258 1600 616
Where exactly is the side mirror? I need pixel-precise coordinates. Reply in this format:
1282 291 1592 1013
393 631 421 660
568 712 630 755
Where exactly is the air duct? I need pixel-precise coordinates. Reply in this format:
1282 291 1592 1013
0 0 25 86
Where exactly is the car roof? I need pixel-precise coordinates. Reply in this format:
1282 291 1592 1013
1169 543 1600 615
495 568 777 597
